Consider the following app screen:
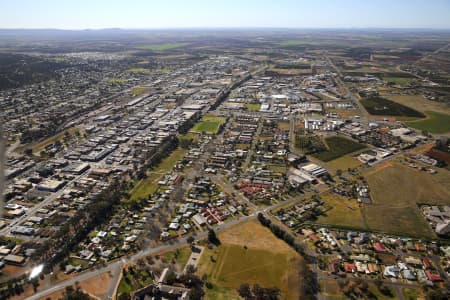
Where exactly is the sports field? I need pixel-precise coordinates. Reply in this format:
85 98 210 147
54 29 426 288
197 220 301 300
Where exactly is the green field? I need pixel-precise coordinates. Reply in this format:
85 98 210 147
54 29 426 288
192 115 227 134
131 86 151 96
407 111 450 134
312 136 366 162
383 76 414 85
163 246 192 267
316 193 367 230
129 148 186 201
198 220 301 300
127 68 151 74
360 96 425 118
137 43 188 51
245 103 261 111
362 161 450 238
105 78 127 83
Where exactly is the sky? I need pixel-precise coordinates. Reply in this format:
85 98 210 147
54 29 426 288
1 0 450 30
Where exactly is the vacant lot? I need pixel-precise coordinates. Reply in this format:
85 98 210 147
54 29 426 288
192 115 227 134
381 94 450 114
363 161 450 238
316 193 367 231
407 111 450 134
197 220 301 300
312 136 366 162
137 43 188 51
360 96 425 118
383 76 414 85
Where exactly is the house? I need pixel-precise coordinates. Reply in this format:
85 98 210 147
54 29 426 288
373 242 388 253
3 254 26 266
343 263 356 273
425 270 442 282
383 265 400 278
402 270 416 281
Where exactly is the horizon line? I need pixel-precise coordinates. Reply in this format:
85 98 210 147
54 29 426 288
1 26 450 31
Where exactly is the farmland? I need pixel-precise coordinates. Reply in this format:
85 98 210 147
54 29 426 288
192 114 227 134
197 220 302 300
360 95 425 118
312 136 366 162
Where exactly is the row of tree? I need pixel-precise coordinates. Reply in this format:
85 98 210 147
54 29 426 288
237 283 280 300
257 213 319 299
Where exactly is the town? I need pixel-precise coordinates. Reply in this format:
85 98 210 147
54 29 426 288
0 27 449 300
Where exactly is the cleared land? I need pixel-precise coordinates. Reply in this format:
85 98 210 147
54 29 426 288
360 96 425 118
131 86 151 96
197 220 302 300
137 43 188 51
129 147 186 201
192 114 227 134
362 161 450 238
312 136 366 162
407 111 450 134
316 193 367 231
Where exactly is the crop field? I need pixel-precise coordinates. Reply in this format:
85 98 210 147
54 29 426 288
362 160 450 238
192 114 227 134
407 111 450 134
312 136 366 162
137 43 188 51
197 220 301 300
360 95 425 118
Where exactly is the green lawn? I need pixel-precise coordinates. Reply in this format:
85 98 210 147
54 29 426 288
312 136 366 162
127 68 151 74
245 103 261 111
407 111 450 134
163 247 192 267
105 78 127 83
192 115 227 134
129 148 186 201
402 288 421 300
137 43 188 51
383 76 414 85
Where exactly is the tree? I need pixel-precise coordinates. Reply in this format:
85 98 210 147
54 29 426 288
336 169 343 177
24 148 33 156
187 236 195 245
237 283 252 299
208 229 220 245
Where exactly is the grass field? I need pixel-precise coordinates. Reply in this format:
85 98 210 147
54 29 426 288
360 96 425 118
316 193 367 231
163 246 192 267
362 161 450 238
197 220 301 300
29 127 81 154
131 86 151 96
129 147 186 201
192 114 227 134
312 136 366 162
105 78 127 83
407 111 450 134
383 76 414 85
137 43 188 51
324 154 363 171
127 68 151 74
245 103 261 111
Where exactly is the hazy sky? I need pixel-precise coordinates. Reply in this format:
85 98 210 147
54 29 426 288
1 0 450 29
